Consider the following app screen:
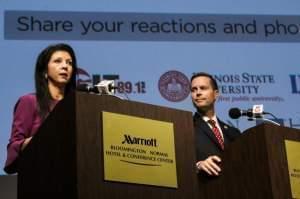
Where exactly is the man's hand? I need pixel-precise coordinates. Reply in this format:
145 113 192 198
196 155 221 176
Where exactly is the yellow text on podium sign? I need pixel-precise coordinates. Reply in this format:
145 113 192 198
102 111 177 188
285 140 300 198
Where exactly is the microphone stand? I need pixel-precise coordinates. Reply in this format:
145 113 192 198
247 112 281 126
249 117 281 126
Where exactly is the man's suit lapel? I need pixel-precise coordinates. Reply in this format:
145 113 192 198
218 119 231 145
196 116 223 150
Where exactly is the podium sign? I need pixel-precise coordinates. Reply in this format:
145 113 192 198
102 111 178 188
285 140 300 199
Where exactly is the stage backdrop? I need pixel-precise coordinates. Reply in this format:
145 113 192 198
1 0 300 175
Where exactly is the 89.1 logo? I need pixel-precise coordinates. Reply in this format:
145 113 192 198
117 81 146 94
76 67 146 94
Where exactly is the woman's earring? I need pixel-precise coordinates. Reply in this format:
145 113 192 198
45 73 48 79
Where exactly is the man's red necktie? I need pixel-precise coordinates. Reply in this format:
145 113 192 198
208 120 224 150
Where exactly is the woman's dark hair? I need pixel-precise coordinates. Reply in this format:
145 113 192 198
35 43 77 119
190 72 218 90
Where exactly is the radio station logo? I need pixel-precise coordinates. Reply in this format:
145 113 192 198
76 67 146 94
76 67 92 85
158 70 190 102
76 67 120 85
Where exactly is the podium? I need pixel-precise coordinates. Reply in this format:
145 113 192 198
198 123 300 199
17 91 198 199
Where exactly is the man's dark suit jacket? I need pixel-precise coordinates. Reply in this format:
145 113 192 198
193 112 241 161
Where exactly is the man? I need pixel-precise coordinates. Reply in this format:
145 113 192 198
191 72 240 176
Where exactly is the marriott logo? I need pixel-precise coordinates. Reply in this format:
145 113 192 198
121 134 158 147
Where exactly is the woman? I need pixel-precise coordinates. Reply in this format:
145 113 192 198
4 43 78 174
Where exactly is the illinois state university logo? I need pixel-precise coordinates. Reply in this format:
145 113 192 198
158 70 190 102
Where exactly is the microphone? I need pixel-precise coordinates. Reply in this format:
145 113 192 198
95 80 118 95
229 108 253 119
229 105 265 119
76 83 99 93
229 105 281 126
76 81 128 100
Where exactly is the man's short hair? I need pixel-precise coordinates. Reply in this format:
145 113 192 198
190 72 218 90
